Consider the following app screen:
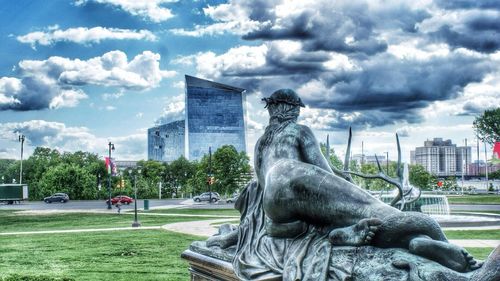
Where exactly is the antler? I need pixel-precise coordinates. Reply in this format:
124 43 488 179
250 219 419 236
343 134 407 209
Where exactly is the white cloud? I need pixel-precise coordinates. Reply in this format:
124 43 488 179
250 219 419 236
155 94 185 125
19 50 175 90
102 89 125 100
0 50 175 111
183 44 267 78
17 26 156 48
170 1 262 37
0 120 147 160
75 0 176 22
49 89 87 109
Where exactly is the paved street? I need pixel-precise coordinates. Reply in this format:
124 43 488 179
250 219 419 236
0 198 235 211
450 204 500 211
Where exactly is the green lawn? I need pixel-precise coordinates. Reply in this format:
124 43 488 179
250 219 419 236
0 211 222 233
143 208 240 217
447 195 500 205
0 230 205 281
464 247 496 260
444 229 500 240
0 210 497 280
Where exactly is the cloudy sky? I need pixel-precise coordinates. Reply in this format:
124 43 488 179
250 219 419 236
0 0 499 164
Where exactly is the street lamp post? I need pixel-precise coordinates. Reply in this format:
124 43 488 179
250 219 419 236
107 142 115 210
19 135 25 184
208 146 212 203
385 152 389 175
130 168 141 227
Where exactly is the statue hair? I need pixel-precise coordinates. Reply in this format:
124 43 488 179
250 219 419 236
259 102 300 149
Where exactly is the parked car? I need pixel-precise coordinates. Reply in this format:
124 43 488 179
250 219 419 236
44 193 69 203
193 192 220 203
226 193 239 204
107 195 133 205
106 195 133 205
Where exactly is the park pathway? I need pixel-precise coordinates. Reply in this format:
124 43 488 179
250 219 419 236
1 214 498 248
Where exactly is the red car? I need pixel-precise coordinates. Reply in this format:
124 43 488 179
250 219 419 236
106 195 133 205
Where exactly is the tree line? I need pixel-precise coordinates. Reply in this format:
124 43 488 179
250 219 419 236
0 145 252 200
319 144 497 192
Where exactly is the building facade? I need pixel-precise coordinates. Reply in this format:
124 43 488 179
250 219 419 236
147 75 247 162
147 120 185 162
185 75 246 160
410 138 471 176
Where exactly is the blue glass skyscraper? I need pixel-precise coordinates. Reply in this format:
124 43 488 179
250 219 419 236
147 120 185 162
147 75 247 162
185 75 247 160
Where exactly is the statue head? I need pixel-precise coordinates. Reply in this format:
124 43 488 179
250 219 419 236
262 89 304 122
262 89 305 108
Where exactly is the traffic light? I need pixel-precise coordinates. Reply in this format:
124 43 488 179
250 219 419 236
207 176 215 185
121 179 125 188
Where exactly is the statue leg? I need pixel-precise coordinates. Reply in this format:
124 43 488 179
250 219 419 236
409 236 481 273
471 245 500 281
329 218 382 246
263 159 395 227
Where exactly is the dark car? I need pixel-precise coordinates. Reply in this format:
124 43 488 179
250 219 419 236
106 195 133 205
226 193 239 204
193 192 220 203
44 193 69 203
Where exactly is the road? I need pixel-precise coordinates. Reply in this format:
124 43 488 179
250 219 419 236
1 199 497 212
450 204 500 211
0 199 235 211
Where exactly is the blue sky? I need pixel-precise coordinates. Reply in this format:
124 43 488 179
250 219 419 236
0 0 499 163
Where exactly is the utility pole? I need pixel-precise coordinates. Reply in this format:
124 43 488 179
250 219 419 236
131 168 141 227
361 141 364 165
485 142 489 190
107 141 115 210
465 138 468 177
208 146 212 203
326 134 330 161
476 137 480 177
385 152 389 174
18 135 25 184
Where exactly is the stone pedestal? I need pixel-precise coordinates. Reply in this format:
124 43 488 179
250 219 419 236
181 249 238 281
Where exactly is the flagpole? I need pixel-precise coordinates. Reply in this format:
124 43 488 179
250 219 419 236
484 142 489 190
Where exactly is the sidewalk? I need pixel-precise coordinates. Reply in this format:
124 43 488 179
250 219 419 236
1 218 498 249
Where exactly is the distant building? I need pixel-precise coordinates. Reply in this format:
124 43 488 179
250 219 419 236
468 160 500 176
352 154 386 165
148 120 185 162
114 160 139 170
410 138 471 176
185 75 247 160
148 75 247 162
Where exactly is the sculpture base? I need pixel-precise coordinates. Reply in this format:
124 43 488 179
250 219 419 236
181 249 238 281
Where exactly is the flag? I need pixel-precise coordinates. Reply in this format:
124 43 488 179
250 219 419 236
105 157 117 176
494 142 500 159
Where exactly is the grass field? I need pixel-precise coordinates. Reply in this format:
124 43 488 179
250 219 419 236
0 229 203 281
0 210 223 233
447 195 500 205
444 229 500 240
143 208 240 216
0 209 497 280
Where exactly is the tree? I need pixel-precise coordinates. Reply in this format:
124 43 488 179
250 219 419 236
319 143 343 170
409 164 436 190
165 156 196 197
188 145 251 196
473 108 500 145
39 163 96 199
134 160 166 198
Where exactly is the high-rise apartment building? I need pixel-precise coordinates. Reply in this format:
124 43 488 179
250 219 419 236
147 75 247 162
410 138 471 176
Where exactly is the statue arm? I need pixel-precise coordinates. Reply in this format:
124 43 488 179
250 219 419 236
299 126 334 173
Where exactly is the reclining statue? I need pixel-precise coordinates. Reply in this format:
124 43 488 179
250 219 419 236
205 89 500 281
